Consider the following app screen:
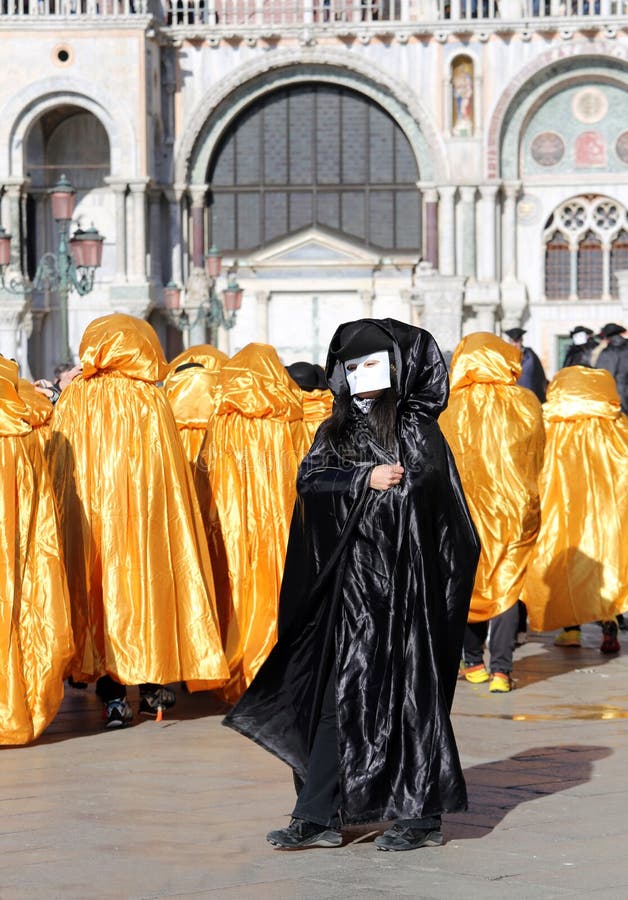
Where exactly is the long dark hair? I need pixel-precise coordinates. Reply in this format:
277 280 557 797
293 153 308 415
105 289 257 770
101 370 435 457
320 382 398 453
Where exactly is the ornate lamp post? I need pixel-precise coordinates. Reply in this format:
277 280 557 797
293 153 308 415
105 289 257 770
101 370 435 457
0 174 104 365
164 245 244 348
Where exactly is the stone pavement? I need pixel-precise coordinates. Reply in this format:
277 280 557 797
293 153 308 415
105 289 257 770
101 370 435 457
2 625 628 900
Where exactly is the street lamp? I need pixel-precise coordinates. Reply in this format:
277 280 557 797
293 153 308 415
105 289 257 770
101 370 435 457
0 174 104 365
163 245 244 348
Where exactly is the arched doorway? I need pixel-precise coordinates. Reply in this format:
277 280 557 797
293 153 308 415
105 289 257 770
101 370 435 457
24 105 113 375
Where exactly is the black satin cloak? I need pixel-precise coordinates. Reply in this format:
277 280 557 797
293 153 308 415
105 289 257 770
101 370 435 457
224 319 480 824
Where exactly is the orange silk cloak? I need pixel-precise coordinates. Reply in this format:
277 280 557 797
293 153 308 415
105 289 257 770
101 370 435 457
0 360 73 744
202 343 307 703
300 387 334 450
523 366 628 631
18 378 54 456
47 314 228 687
439 333 545 623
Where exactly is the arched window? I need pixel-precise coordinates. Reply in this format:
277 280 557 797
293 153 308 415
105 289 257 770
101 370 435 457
610 230 628 299
207 84 420 254
451 56 474 138
543 196 627 301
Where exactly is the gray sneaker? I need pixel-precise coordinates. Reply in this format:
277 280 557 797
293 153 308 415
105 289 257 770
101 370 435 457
374 824 443 851
266 818 342 850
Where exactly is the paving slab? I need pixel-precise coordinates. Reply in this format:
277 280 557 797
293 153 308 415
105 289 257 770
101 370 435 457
2 626 628 899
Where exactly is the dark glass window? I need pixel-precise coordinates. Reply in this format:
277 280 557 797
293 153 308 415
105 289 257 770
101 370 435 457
577 231 603 300
610 230 628 299
208 84 420 253
545 232 570 299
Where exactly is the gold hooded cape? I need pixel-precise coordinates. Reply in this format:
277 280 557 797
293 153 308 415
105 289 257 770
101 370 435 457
0 358 73 745
47 314 228 687
202 342 306 703
523 366 628 631
300 387 334 450
163 344 228 465
18 378 54 456
439 333 544 622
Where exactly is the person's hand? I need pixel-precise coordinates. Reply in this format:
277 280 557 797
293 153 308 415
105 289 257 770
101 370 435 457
369 462 404 491
58 365 82 391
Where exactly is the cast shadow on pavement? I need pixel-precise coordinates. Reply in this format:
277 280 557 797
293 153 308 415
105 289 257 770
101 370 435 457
446 744 612 840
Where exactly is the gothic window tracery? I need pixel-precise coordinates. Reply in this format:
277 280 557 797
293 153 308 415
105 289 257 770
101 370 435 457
543 195 627 301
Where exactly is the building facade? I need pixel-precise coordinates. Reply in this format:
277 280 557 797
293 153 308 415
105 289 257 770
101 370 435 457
1 1 627 377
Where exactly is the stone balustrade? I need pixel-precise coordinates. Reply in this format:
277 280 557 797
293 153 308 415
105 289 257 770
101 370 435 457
0 0 624 23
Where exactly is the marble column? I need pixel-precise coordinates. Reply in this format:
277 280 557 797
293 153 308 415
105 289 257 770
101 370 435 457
148 186 163 286
360 288 374 319
501 181 521 280
127 179 150 283
459 186 476 278
476 183 499 282
105 178 128 283
437 186 456 277
421 184 439 270
189 185 207 269
166 185 186 287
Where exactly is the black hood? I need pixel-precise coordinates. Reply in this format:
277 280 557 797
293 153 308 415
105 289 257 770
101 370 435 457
326 318 449 418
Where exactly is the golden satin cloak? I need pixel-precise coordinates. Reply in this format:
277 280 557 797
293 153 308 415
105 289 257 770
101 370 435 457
523 366 628 631
47 314 229 687
439 333 544 623
0 363 73 745
300 388 334 449
18 378 54 455
163 344 228 465
202 342 306 703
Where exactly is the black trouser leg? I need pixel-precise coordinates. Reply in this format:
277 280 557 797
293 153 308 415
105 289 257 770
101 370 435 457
292 667 341 829
396 814 442 829
463 621 488 667
517 599 527 634
95 675 127 703
488 604 519 675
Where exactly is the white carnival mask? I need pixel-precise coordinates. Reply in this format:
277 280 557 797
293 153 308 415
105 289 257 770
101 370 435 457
572 331 588 346
344 350 391 396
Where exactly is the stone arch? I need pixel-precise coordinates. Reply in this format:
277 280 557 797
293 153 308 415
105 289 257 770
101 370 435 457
0 76 138 180
176 46 447 186
485 41 628 180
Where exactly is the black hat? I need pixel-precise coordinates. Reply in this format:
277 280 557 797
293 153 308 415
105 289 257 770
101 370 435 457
504 327 526 342
313 364 327 390
286 361 320 391
332 321 394 362
598 323 625 339
570 325 593 337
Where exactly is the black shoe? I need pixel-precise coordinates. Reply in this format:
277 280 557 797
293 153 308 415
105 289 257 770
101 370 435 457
617 614 628 632
138 687 176 717
374 824 443 852
103 698 133 729
266 818 342 849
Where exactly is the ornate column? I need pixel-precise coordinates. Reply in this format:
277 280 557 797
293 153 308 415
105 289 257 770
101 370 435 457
165 185 186 287
127 179 150 283
437 185 456 277
189 184 207 269
0 181 32 373
476 183 499 282
360 288 374 319
148 186 163 287
104 178 128 283
419 183 439 270
500 181 527 329
459 186 476 278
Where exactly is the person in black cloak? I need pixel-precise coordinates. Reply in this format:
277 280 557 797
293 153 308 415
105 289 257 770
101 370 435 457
504 327 548 403
562 325 597 368
223 319 480 852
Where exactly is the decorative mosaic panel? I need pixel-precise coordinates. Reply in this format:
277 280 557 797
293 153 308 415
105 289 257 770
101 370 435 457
522 82 628 176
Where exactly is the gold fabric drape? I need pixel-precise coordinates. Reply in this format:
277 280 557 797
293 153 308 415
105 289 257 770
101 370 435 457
202 342 306 703
163 344 228 466
0 362 73 745
18 378 54 455
439 333 545 622
47 314 229 688
523 366 628 631
301 388 334 449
